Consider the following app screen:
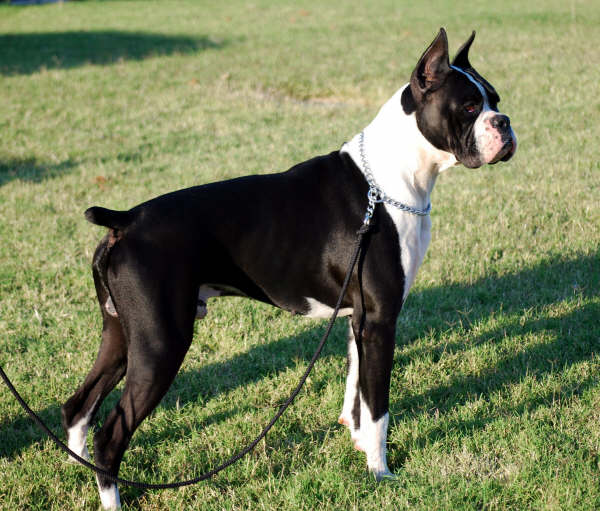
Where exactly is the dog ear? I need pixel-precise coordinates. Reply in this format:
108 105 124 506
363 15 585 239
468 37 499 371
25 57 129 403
451 31 476 69
451 31 501 104
411 28 451 99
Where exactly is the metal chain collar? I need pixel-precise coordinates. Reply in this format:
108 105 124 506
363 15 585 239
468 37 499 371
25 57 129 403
358 130 431 225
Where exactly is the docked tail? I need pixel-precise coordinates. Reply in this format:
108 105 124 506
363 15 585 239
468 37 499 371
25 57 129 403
84 207 134 230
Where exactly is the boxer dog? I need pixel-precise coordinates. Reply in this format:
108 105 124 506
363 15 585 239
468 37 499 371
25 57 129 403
61 29 516 509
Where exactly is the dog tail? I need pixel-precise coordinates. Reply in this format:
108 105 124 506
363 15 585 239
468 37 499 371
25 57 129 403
84 206 134 230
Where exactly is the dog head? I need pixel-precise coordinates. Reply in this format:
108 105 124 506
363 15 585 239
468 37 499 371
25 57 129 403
401 28 517 168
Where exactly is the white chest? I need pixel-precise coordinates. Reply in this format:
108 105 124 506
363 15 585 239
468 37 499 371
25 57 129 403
384 204 432 301
340 84 455 303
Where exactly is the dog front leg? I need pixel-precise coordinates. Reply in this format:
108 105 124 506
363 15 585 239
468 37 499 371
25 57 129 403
352 317 396 480
339 320 362 448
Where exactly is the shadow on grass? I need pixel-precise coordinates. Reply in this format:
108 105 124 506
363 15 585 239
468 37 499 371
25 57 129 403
0 157 78 185
0 31 227 76
1 250 598 495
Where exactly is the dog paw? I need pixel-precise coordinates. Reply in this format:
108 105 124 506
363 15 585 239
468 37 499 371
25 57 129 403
96 478 121 510
337 416 350 427
373 469 397 482
353 439 366 452
67 446 90 464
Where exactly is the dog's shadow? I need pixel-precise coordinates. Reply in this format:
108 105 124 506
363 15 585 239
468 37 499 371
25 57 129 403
386 251 599 467
0 31 228 76
1 250 598 498
0 157 78 186
129 251 599 466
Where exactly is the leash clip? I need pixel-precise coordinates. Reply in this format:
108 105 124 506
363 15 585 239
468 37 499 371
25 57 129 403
363 185 383 226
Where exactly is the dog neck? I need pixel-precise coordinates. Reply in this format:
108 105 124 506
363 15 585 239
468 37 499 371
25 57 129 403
343 85 458 211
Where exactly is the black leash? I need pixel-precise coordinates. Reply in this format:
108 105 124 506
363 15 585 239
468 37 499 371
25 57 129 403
0 222 372 490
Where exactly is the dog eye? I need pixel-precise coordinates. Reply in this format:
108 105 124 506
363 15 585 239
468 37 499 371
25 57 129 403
464 102 479 114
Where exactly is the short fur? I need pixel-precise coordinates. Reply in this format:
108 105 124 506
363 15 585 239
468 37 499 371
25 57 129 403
62 29 516 509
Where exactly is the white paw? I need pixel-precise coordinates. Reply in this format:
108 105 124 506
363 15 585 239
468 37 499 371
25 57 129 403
96 478 121 510
67 444 90 464
66 398 99 465
351 428 365 452
337 415 351 428
372 468 397 482
339 414 364 451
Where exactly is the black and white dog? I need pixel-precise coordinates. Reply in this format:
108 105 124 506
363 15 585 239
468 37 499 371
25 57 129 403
61 29 516 509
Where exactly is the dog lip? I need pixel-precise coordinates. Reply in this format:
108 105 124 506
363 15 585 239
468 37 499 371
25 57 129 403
500 138 516 161
490 138 515 164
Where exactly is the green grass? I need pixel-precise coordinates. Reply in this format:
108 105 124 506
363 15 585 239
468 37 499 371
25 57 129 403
1 0 599 509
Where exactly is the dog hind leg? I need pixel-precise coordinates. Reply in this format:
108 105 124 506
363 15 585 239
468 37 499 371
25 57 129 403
62 237 129 462
92 325 192 509
62 311 127 462
91 265 197 509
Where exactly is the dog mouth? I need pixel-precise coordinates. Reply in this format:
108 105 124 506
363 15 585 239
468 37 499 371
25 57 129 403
490 137 516 164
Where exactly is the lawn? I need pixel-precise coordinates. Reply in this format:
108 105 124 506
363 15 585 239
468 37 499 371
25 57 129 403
1 0 599 509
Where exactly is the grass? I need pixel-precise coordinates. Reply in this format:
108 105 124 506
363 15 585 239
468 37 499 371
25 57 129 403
0 0 599 509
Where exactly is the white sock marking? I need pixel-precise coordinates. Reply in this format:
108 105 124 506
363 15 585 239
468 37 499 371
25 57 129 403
96 477 121 510
359 395 392 480
339 322 359 431
66 396 99 462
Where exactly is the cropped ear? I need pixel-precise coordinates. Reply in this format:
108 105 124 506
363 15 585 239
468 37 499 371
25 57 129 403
410 28 451 99
451 31 475 69
451 31 501 104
